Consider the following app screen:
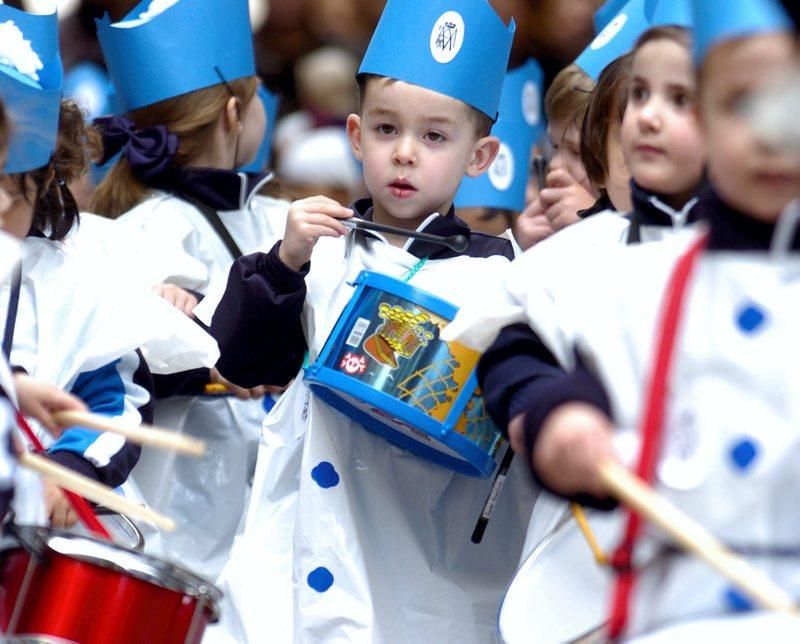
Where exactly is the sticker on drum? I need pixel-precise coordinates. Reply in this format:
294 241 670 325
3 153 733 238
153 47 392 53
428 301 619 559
0 525 222 644
304 270 503 477
499 507 623 643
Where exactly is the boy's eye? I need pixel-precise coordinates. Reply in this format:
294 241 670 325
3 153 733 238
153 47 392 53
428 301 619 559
630 85 648 103
376 124 396 135
672 91 692 108
425 131 445 143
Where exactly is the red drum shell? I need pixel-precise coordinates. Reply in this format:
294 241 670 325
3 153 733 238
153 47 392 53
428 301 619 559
0 527 219 644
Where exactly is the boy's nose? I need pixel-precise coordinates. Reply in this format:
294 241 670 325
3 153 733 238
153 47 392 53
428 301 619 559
638 102 661 132
392 137 417 165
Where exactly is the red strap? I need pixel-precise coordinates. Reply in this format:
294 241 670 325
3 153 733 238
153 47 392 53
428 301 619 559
607 235 708 639
15 410 111 541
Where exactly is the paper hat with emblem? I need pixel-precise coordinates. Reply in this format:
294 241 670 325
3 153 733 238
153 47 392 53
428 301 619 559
594 0 629 33
691 0 791 63
455 59 544 212
239 85 280 172
357 0 515 119
96 0 255 113
0 6 62 174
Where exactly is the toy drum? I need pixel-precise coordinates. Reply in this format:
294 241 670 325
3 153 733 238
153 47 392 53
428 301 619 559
0 525 221 643
304 270 503 477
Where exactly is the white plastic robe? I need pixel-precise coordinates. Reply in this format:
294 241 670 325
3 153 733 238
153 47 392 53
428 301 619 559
449 223 800 638
202 229 535 644
115 187 290 579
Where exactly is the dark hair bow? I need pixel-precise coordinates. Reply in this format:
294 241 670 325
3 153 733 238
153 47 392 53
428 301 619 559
94 115 178 181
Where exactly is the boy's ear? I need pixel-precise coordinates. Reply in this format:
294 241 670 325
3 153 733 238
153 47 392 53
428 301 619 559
223 96 241 133
465 135 500 178
346 114 364 162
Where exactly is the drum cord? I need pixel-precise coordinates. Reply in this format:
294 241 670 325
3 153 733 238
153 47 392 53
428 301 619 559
402 257 429 283
571 503 609 566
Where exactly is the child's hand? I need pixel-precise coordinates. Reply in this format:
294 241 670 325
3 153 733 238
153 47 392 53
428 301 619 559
513 198 555 251
43 480 78 528
539 169 597 231
532 402 617 499
210 368 268 401
152 283 199 318
13 373 88 437
279 196 353 272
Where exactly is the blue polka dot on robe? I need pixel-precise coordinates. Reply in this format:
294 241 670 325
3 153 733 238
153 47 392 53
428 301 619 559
730 438 759 472
736 304 767 334
724 587 754 612
311 461 340 488
308 566 334 592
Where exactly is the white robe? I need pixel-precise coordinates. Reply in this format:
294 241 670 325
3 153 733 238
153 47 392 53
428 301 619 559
115 187 290 579
202 231 535 643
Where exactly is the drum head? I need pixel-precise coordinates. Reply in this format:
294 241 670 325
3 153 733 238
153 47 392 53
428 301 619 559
499 509 622 643
9 525 222 620
67 508 144 551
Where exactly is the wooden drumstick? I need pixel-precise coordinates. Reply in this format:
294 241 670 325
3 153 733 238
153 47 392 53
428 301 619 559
52 410 206 457
19 452 176 532
599 460 797 613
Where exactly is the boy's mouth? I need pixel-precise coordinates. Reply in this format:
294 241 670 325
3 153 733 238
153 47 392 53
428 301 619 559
388 179 417 199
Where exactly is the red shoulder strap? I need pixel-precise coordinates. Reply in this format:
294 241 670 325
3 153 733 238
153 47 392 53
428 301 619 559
607 235 708 639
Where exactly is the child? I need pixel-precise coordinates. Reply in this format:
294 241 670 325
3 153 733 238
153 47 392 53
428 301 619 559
92 0 290 579
461 0 800 639
201 1 534 642
455 59 545 242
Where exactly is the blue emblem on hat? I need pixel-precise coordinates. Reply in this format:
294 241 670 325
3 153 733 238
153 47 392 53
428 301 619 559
0 6 62 174
238 84 279 172
357 0 515 119
455 59 544 212
594 0 629 33
691 0 791 63
96 0 256 113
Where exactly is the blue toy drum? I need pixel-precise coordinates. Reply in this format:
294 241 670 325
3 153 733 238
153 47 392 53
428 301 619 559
304 270 503 477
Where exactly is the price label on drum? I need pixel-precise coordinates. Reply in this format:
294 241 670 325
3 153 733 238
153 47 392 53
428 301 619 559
346 317 372 347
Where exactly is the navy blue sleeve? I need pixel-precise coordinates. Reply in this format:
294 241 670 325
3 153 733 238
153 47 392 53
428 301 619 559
211 241 308 388
477 323 566 433
47 351 151 488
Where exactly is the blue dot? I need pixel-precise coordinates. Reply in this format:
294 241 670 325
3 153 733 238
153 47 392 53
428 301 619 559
730 438 759 472
736 304 767 334
311 461 340 488
724 588 754 612
307 566 334 592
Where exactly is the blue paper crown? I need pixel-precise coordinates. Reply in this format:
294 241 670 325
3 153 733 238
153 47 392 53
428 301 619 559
239 84 280 172
645 0 693 28
357 0 515 119
594 0 629 33
691 0 791 63
0 6 62 174
575 0 650 81
96 0 256 113
455 59 544 212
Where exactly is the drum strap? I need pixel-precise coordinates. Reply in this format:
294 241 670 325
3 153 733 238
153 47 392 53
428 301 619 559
2 261 22 361
607 234 707 639
184 196 244 260
402 256 428 282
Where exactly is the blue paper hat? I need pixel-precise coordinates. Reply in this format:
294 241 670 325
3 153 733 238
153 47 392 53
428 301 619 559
358 0 515 119
0 6 62 174
455 59 544 213
96 0 256 113
238 84 280 172
575 0 650 81
691 0 791 63
644 0 693 28
594 0 629 33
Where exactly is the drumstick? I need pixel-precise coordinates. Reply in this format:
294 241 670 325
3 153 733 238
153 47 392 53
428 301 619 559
342 218 469 253
19 451 176 532
52 410 206 457
599 460 796 613
471 446 514 544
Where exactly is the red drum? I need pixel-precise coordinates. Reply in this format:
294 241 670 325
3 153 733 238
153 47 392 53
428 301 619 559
0 525 221 643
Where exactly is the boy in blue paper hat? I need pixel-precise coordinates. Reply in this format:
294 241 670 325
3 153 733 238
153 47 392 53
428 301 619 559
199 1 536 642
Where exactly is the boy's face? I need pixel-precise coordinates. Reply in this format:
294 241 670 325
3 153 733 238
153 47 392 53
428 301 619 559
347 78 498 227
547 120 593 195
700 33 800 222
621 38 704 206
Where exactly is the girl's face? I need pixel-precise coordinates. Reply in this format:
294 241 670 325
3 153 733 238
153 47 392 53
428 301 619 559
700 34 800 223
548 120 594 195
0 174 33 240
620 38 704 207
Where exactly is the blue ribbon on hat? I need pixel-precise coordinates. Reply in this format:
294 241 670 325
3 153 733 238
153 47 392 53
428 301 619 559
95 115 178 180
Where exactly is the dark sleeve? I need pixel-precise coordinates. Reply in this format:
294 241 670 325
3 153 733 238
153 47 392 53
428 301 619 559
151 368 213 398
47 351 151 488
211 241 309 388
477 323 566 433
